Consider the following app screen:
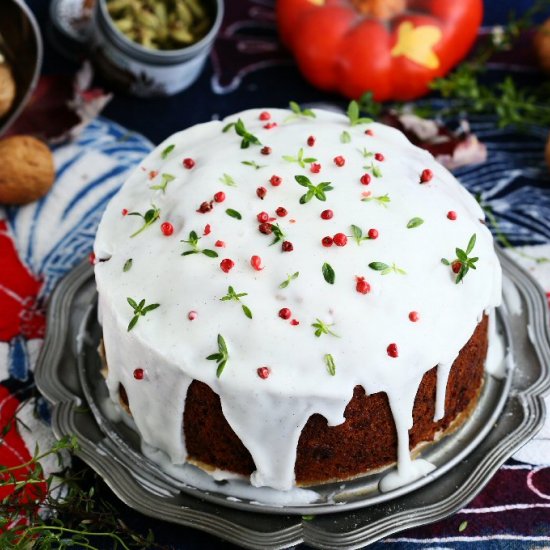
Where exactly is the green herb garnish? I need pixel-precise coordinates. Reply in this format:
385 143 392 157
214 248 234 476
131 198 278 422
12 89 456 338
285 101 316 122
279 272 300 288
358 147 374 158
150 173 175 193
123 258 133 272
325 354 336 376
206 334 229 377
295 174 334 204
361 193 390 207
407 217 424 229
312 318 339 338
220 286 253 319
369 262 407 275
340 130 351 143
347 100 373 126
322 262 335 284
364 161 382 178
282 147 317 169
127 297 160 331
241 160 266 170
160 144 175 159
220 173 237 187
441 233 479 284
222 118 262 149
181 230 218 257
270 223 286 245
128 205 160 237
226 208 242 220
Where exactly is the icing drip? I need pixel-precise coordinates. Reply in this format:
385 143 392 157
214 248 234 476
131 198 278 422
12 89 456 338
434 361 453 421
94 107 502 491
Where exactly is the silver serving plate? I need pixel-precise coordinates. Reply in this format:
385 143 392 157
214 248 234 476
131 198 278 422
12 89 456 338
36 249 550 548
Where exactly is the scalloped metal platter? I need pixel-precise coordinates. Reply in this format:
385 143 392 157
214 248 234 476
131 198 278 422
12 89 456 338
35 248 550 549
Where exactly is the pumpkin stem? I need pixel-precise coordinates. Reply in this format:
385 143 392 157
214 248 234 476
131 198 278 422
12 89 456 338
350 0 406 20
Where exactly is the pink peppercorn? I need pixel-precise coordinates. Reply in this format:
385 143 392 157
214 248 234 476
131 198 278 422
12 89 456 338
214 191 226 203
334 155 345 167
270 175 282 186
290 319 300 326
281 241 294 252
215 240 225 248
447 211 457 220
356 277 371 295
333 233 348 246
122 208 128 216
420 169 433 183
183 158 195 169
133 368 144 380
264 122 277 129
387 343 398 358
161 222 174 236
250 255 263 271
368 228 379 239
204 224 211 236
409 311 419 322
261 146 272 155
257 211 269 223
365 129 373 136
307 136 315 146
452 261 462 274
197 201 213 213
256 186 267 199
220 259 234 273
322 236 333 247
321 209 333 220
188 311 198 321
310 163 321 174
279 308 291 320
259 111 271 121
259 222 273 235
360 174 371 185
89 252 96 265
257 366 271 379
374 153 384 161
276 207 288 217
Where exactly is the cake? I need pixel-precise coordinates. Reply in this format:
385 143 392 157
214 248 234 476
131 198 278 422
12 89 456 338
93 105 502 492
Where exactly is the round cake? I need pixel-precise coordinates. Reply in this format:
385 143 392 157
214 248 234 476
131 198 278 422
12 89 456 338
93 106 502 492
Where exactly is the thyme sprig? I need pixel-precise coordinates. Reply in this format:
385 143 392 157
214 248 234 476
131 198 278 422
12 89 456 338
340 130 351 143
358 147 374 159
312 318 339 338
127 298 160 331
128 205 160 237
347 100 373 126
181 230 218 257
220 286 253 319
220 173 237 186
150 173 175 193
279 272 300 288
369 262 407 275
206 334 229 377
285 101 316 122
282 147 317 168
242 160 266 170
364 161 383 178
270 223 286 246
123 258 133 272
160 143 174 159
325 353 336 376
0 433 160 549
361 193 390 207
295 175 334 204
222 119 262 149
441 233 479 283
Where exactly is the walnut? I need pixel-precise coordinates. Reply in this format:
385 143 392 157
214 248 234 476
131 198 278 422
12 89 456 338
0 136 55 205
0 62 16 118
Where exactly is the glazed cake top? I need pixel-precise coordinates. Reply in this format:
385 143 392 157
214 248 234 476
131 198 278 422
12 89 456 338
94 107 501 490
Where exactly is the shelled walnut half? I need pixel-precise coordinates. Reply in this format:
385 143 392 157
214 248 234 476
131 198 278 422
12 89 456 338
0 53 16 119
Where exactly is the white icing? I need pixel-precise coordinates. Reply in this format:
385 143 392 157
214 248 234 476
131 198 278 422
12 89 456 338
485 308 507 379
435 361 454 421
94 108 502 491
378 458 436 493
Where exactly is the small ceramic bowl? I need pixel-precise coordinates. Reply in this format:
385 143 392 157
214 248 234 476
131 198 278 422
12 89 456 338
0 0 43 136
91 0 223 97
